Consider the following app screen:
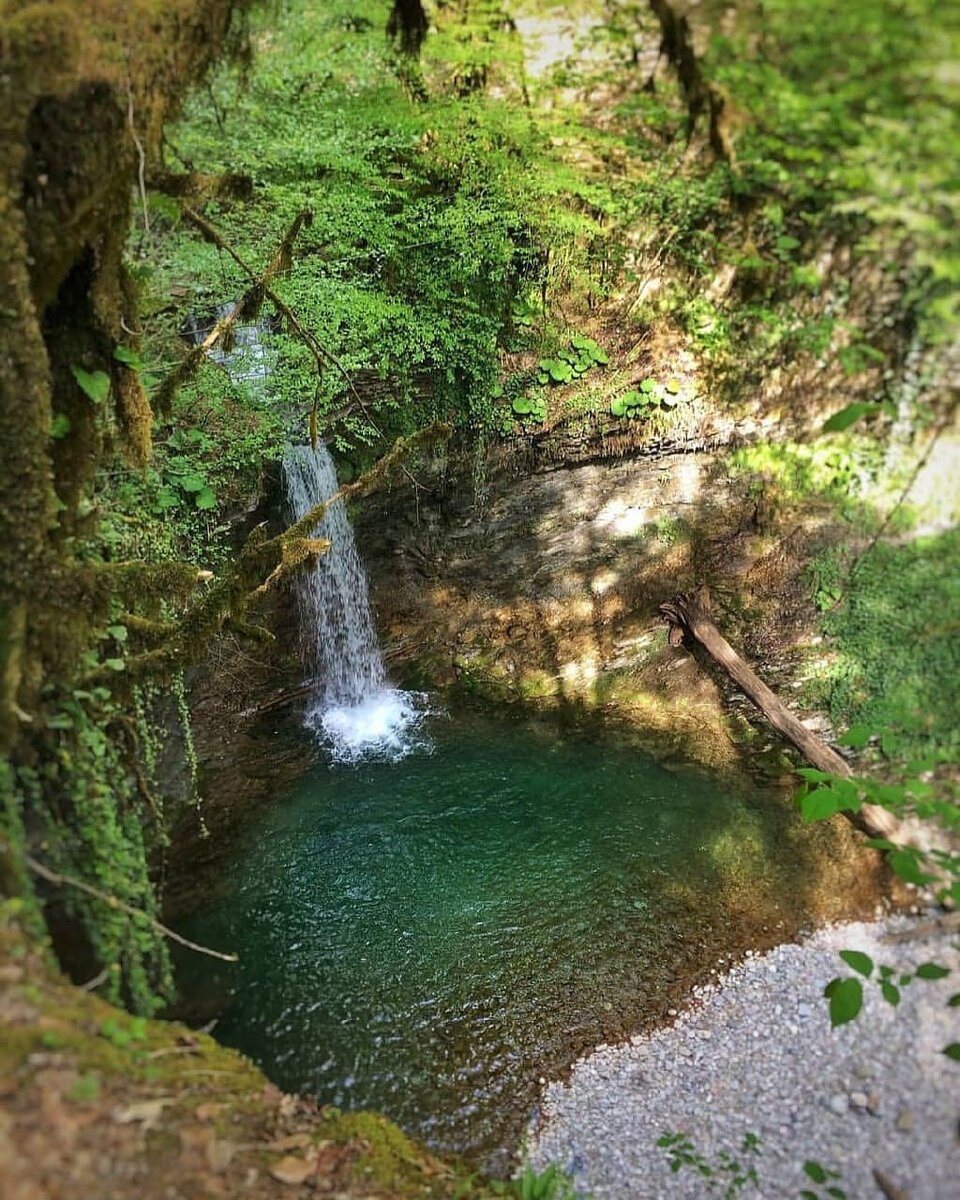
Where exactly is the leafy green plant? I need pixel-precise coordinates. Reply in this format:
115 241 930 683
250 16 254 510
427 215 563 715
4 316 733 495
824 950 951 1026
500 1164 578 1200
657 1131 761 1198
611 375 687 418
537 335 608 387
100 1015 149 1049
794 757 959 1058
512 394 548 424
800 1159 846 1200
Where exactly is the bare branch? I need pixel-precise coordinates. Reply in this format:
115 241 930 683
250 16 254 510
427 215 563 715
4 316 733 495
12 848 239 963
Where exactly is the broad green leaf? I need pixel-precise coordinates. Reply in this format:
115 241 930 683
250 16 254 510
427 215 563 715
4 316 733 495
72 367 110 405
51 413 71 439
803 1161 828 1185
195 488 217 510
796 768 835 782
888 850 934 886
180 473 206 493
801 787 841 821
548 360 573 382
948 993 960 1008
104 658 125 672
156 487 180 510
915 962 950 980
639 377 657 393
838 949 873 977
822 402 872 433
839 725 872 748
512 397 533 415
610 396 628 417
113 345 143 370
943 1043 960 1062
828 976 863 1026
880 981 901 1006
106 625 128 643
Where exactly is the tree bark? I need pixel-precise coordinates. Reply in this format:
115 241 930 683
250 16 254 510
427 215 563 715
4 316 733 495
387 0 429 58
658 589 901 841
647 0 734 162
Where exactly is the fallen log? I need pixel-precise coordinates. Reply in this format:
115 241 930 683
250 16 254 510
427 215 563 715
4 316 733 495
658 589 901 842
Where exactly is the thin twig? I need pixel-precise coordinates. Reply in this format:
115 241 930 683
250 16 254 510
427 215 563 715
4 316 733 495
80 966 110 992
180 206 424 493
127 88 150 235
15 849 239 963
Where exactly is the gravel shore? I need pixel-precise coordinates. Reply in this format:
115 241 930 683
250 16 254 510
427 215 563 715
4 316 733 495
527 919 960 1199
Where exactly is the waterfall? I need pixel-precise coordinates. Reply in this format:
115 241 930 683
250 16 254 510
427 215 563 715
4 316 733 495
190 306 426 762
281 443 424 761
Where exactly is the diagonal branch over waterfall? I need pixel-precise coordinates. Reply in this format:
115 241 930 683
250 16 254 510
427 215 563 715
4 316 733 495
76 423 451 686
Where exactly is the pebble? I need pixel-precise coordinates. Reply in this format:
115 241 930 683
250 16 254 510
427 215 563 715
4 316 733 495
527 918 959 1200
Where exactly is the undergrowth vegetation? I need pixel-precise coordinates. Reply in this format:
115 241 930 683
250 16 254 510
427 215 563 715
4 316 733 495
806 530 960 764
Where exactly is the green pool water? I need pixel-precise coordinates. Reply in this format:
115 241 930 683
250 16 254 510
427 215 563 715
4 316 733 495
175 709 853 1167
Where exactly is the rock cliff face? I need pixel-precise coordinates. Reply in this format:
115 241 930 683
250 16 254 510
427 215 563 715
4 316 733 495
353 430 813 777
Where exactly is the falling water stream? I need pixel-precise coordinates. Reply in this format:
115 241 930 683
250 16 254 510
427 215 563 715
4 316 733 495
195 307 423 760
281 443 424 761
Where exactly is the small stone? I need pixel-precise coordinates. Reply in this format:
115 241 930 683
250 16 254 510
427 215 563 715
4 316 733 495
896 1109 913 1133
828 1094 848 1116
850 1091 869 1110
867 1094 881 1115
667 1008 678 1017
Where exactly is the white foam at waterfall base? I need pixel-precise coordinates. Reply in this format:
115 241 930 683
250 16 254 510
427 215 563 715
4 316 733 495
314 688 432 765
282 443 427 763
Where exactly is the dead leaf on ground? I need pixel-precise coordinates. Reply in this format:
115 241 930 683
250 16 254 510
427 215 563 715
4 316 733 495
195 1101 223 1122
112 1098 171 1130
206 1135 235 1173
269 1154 317 1185
266 1132 313 1152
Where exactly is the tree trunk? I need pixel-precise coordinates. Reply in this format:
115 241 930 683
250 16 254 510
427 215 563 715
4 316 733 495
658 589 901 841
387 0 429 58
647 0 734 162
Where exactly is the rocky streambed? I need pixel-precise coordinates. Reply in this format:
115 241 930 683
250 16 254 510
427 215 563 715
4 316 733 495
527 916 960 1199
